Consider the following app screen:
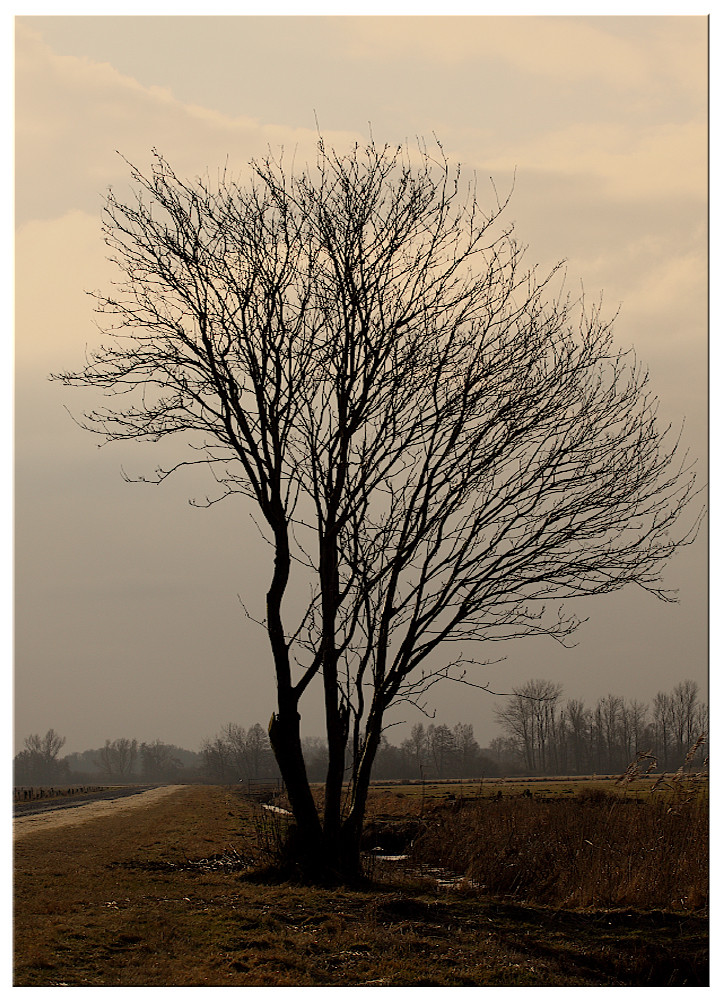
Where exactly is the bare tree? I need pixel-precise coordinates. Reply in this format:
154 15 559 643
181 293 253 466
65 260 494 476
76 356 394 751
495 679 562 773
245 722 272 780
428 723 455 778
25 728 66 764
670 680 700 762
221 723 249 779
401 721 429 777
652 690 674 771
487 735 521 773
54 138 700 878
564 699 591 774
96 737 138 781
621 698 649 762
596 694 625 772
452 722 482 777
221 721 274 780
200 735 234 783
139 739 183 782
15 729 68 785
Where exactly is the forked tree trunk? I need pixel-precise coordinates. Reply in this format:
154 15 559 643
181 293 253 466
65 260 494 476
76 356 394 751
268 709 380 882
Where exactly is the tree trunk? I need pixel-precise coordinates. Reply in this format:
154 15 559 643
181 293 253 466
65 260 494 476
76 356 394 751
340 713 384 877
268 709 324 868
318 519 351 868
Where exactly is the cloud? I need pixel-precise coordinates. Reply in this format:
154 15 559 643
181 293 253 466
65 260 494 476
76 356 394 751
479 118 707 204
344 15 706 95
15 22 362 225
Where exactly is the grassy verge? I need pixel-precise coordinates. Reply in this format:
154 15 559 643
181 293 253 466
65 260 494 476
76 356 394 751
14 784 708 986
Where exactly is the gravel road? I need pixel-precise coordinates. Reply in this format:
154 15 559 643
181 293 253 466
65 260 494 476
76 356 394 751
13 785 185 840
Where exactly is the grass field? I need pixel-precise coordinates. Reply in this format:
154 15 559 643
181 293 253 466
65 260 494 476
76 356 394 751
14 780 708 986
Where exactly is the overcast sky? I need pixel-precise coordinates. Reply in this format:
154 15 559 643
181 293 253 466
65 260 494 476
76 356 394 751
14 13 707 755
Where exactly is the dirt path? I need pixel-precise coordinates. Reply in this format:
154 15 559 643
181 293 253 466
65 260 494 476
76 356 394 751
13 785 186 841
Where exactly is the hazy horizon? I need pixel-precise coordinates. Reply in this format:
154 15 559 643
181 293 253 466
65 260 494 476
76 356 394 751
14 14 707 757
24 672 711 761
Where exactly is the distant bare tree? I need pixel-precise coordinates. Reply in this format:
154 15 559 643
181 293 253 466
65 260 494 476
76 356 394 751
14 729 68 785
496 679 562 773
487 735 520 772
55 138 701 878
139 739 182 781
428 723 455 778
245 722 272 779
452 723 482 777
200 736 234 783
401 722 430 777
221 723 248 778
652 691 674 770
621 698 649 761
596 694 626 772
96 737 138 781
219 721 273 781
670 680 700 761
564 699 591 774
25 728 66 764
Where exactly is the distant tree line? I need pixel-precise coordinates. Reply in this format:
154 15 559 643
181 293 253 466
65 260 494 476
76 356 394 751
200 723 279 783
492 679 708 776
14 735 202 785
14 678 707 786
199 721 497 783
371 723 496 780
13 722 496 786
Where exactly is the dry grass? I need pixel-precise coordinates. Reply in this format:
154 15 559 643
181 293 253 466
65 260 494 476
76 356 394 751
14 783 708 986
410 785 708 911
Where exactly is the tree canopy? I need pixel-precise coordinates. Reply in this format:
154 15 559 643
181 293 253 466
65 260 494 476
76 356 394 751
55 138 700 879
